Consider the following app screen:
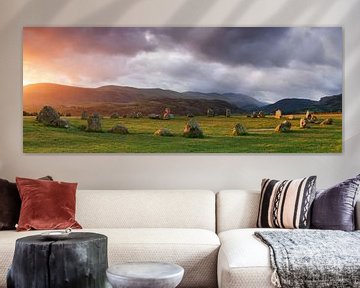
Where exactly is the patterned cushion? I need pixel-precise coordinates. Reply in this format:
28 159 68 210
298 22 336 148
257 176 316 229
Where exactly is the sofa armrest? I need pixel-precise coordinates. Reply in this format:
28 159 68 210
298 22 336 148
356 200 360 230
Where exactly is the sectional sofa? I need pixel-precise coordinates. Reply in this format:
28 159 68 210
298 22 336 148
0 189 359 288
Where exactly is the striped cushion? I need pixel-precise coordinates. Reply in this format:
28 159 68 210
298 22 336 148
257 176 317 229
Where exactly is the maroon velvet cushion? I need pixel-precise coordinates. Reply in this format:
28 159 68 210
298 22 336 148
16 177 82 231
311 174 360 231
0 176 53 230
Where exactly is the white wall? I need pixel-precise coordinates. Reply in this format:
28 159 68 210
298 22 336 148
0 0 359 190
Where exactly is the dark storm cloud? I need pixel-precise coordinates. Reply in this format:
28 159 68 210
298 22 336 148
153 27 342 68
24 27 342 68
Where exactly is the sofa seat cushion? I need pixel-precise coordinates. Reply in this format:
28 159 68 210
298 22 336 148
218 228 281 288
0 228 220 288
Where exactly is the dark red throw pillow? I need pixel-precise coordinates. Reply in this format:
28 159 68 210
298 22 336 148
0 176 53 230
16 177 82 231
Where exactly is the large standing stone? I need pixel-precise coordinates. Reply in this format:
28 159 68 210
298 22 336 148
300 118 310 128
275 109 282 119
275 120 291 133
207 108 215 117
154 128 174 137
305 110 312 120
320 118 333 125
36 106 60 126
183 120 204 138
36 106 69 128
87 114 102 132
232 123 248 136
258 111 265 118
251 111 258 118
109 124 129 134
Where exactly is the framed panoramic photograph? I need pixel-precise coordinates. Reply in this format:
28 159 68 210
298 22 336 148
23 27 342 153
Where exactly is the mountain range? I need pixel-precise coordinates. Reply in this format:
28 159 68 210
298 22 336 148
23 83 342 116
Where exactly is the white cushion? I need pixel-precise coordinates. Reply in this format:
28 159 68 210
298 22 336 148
0 228 220 288
217 228 277 288
76 190 216 231
216 190 260 233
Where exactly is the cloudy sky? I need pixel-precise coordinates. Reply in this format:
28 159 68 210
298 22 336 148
23 27 342 102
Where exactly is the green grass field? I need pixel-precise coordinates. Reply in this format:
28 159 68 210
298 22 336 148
23 114 342 153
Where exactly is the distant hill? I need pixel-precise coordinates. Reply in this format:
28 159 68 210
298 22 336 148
23 83 342 116
182 91 266 110
23 83 245 116
23 83 263 115
260 94 342 114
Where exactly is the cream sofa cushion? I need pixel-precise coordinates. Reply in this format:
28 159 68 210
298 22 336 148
77 190 216 231
216 190 260 233
217 228 274 288
0 228 220 288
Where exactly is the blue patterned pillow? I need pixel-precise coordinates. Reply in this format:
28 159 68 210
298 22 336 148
311 174 360 231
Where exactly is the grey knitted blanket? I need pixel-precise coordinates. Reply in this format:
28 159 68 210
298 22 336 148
255 230 360 288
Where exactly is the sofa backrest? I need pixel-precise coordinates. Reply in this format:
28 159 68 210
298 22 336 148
217 190 360 233
76 190 216 231
216 190 260 233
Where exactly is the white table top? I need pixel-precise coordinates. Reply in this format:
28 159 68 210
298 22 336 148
107 262 184 280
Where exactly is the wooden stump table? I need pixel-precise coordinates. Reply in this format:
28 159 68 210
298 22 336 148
7 232 108 288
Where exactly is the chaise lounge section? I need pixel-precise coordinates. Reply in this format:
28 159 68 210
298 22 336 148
216 189 360 288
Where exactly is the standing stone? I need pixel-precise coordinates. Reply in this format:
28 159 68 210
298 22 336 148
110 112 120 119
275 120 291 133
282 120 291 129
81 111 89 120
225 109 231 117
183 120 204 138
310 115 318 123
232 123 248 136
300 118 310 128
258 111 265 118
109 124 129 134
36 106 60 126
251 111 258 118
207 108 215 117
305 110 312 120
163 108 171 120
275 109 282 119
87 114 102 132
154 128 174 136
320 118 333 125
149 114 161 119
54 118 70 128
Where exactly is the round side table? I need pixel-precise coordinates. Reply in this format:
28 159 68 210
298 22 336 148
7 232 108 288
106 262 184 288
